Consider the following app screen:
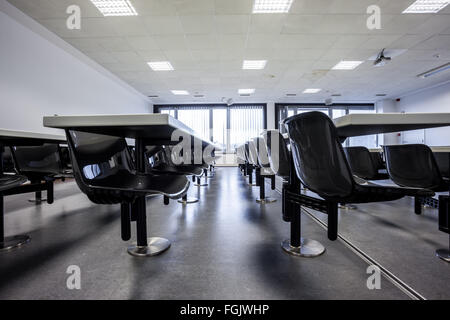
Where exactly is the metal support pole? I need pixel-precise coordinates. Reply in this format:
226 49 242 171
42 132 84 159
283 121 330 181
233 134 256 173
121 203 131 241
127 138 171 257
0 145 30 252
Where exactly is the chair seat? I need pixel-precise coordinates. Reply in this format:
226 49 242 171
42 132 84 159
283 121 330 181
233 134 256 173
151 164 204 176
261 167 275 176
0 174 28 192
340 181 435 204
373 172 390 180
81 170 189 200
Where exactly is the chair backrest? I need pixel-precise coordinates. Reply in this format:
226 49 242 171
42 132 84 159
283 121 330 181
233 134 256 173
12 144 62 177
59 146 72 170
66 130 134 190
262 130 290 179
383 144 444 189
247 139 259 166
254 137 271 168
244 142 250 162
370 151 385 171
433 152 449 178
236 145 246 164
284 111 355 199
2 147 16 173
344 146 378 180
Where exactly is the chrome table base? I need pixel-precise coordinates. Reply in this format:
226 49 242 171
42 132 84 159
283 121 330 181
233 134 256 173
436 249 450 262
0 235 31 252
177 197 199 205
127 237 171 257
282 238 326 257
256 198 277 204
195 182 208 187
339 204 358 210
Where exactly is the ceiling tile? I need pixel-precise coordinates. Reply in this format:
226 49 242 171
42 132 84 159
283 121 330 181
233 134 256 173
174 0 215 15
214 0 253 14
179 15 216 34
127 36 160 51
216 15 249 34
153 35 187 50
142 16 184 35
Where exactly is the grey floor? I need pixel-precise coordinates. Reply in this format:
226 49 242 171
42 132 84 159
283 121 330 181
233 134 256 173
0 167 446 300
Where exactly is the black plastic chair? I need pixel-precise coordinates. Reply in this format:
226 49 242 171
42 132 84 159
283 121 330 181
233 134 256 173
263 130 291 181
263 130 292 221
0 173 28 251
383 144 450 262
58 145 74 179
344 146 389 180
244 141 256 186
66 130 189 255
281 112 433 257
434 152 449 179
12 144 61 179
383 144 449 192
11 144 63 204
253 137 277 204
2 147 16 174
147 145 203 204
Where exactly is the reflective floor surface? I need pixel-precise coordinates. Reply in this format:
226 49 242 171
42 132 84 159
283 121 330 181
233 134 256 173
1 168 445 299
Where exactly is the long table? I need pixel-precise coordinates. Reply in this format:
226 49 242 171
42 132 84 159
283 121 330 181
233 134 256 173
334 113 450 138
43 114 218 257
0 129 66 251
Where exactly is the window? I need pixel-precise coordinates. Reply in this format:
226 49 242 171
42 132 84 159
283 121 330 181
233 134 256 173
348 109 377 148
160 109 175 117
177 108 210 141
229 106 264 149
276 104 377 148
332 109 346 119
155 104 266 152
212 109 227 150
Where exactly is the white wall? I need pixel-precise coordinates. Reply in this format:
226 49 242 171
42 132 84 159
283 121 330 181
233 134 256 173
396 81 450 146
0 0 151 134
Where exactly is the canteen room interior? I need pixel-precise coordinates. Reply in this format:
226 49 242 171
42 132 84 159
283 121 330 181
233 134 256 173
0 0 449 302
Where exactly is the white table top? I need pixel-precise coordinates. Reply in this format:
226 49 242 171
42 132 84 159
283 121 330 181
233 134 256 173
43 114 218 148
334 113 450 138
369 147 450 153
0 128 66 145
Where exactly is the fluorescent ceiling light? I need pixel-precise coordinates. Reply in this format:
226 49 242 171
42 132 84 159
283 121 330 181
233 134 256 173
303 88 322 94
243 60 267 70
90 0 138 16
403 0 449 13
147 61 174 71
171 90 189 95
238 89 255 94
252 0 294 13
332 61 364 70
417 62 450 78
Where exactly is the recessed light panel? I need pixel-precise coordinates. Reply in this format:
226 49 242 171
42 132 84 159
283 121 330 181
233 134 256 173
238 89 256 94
332 61 364 70
147 61 174 71
303 88 322 94
171 90 189 95
90 0 138 16
403 0 449 13
243 60 267 70
252 0 294 13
